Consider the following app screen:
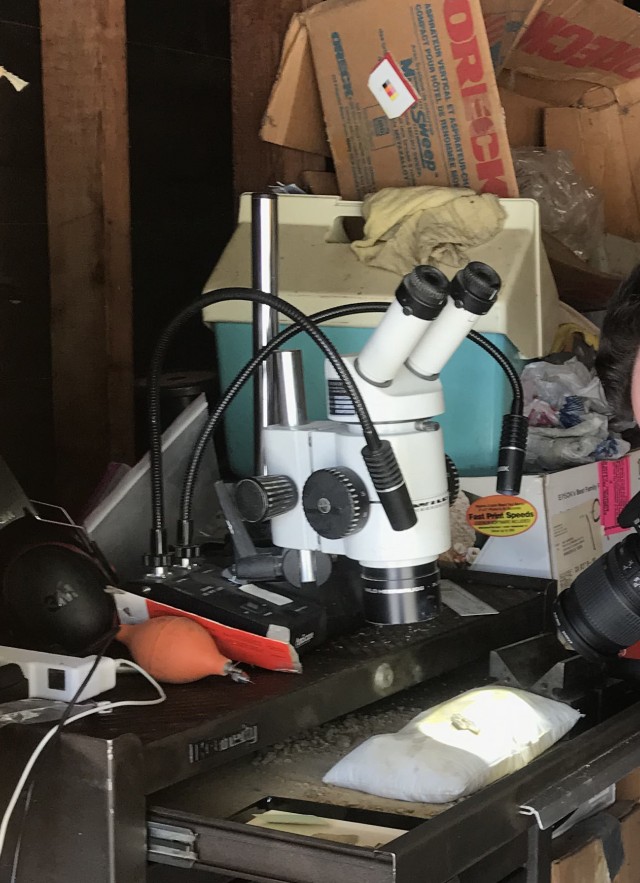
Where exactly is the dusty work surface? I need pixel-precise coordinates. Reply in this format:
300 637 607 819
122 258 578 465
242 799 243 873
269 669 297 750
155 663 493 821
81 572 547 748
70 570 550 795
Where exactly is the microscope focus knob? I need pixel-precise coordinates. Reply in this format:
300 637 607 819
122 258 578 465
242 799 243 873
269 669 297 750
235 475 298 522
302 468 370 540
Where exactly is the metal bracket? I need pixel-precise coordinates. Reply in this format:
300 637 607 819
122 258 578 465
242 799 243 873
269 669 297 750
147 820 198 869
489 633 600 701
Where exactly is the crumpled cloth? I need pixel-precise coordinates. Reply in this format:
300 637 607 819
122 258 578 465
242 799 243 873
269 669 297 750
350 186 506 275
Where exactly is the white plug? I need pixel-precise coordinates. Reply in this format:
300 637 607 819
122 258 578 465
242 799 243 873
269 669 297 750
0 646 116 702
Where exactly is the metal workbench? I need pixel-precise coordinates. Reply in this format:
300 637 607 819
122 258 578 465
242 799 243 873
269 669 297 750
1 571 640 883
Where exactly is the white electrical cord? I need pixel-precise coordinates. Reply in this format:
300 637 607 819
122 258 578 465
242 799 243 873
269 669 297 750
0 659 166 861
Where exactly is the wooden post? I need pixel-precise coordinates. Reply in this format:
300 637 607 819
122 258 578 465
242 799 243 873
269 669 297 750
231 0 326 195
40 0 133 511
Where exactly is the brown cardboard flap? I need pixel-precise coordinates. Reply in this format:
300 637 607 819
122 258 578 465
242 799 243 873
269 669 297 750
506 0 640 90
498 69 592 106
480 0 545 74
260 14 330 157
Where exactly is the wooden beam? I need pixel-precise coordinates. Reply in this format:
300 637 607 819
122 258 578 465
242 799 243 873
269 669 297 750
231 0 326 195
40 0 134 511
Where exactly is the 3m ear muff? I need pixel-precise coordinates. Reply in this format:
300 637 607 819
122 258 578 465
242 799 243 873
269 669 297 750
3 541 116 653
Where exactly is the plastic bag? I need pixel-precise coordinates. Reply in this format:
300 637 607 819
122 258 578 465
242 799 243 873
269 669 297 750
323 687 581 804
323 730 488 804
513 148 603 262
527 413 615 472
522 358 608 417
522 358 629 471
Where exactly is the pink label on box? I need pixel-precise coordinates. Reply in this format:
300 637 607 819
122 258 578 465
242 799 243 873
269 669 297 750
598 458 631 536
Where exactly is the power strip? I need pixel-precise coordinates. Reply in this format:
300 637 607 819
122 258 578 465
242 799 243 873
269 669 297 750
0 646 116 702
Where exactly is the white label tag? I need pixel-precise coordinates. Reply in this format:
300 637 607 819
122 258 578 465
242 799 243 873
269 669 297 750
368 53 418 119
240 583 292 608
110 588 150 624
440 579 499 616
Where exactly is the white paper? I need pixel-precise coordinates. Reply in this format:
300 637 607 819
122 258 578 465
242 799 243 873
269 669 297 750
247 810 405 847
440 579 499 616
239 584 292 607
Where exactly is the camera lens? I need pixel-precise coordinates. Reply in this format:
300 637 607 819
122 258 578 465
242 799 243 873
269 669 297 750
361 561 440 625
554 533 640 660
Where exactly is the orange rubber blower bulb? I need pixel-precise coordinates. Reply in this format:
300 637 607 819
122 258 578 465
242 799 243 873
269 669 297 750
117 616 248 684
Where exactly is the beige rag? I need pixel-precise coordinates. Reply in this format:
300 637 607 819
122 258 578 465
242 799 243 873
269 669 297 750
351 186 506 275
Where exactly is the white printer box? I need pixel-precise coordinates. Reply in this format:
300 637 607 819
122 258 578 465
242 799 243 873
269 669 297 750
444 451 640 591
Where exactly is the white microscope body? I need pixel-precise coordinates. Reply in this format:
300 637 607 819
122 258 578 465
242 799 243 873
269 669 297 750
242 263 510 625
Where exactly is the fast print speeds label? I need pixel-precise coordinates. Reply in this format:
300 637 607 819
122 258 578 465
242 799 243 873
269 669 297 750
466 495 537 537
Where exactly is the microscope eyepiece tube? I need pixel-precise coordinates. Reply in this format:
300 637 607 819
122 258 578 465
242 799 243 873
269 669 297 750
397 266 450 320
406 262 501 379
355 265 448 387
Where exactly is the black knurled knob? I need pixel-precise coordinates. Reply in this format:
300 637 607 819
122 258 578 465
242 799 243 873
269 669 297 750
302 467 370 540
445 454 460 506
235 475 298 523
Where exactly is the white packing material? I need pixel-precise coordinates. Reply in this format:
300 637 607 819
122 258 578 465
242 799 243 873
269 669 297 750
323 687 581 804
323 731 490 804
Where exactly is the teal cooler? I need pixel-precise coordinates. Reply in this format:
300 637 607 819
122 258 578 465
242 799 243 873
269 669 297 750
203 194 560 479
214 323 521 477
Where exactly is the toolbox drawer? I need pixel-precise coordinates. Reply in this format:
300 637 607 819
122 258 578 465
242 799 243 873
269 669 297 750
148 673 504 883
144 679 575 883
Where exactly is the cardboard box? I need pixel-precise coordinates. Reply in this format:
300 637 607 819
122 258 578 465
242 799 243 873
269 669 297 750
545 80 640 240
552 802 640 883
262 0 545 158
553 837 610 883
499 85 547 146
617 770 640 804
502 0 640 239
443 451 640 592
263 0 518 201
507 0 640 90
306 0 518 200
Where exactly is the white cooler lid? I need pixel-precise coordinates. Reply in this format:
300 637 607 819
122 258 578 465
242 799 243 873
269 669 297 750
202 193 560 359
